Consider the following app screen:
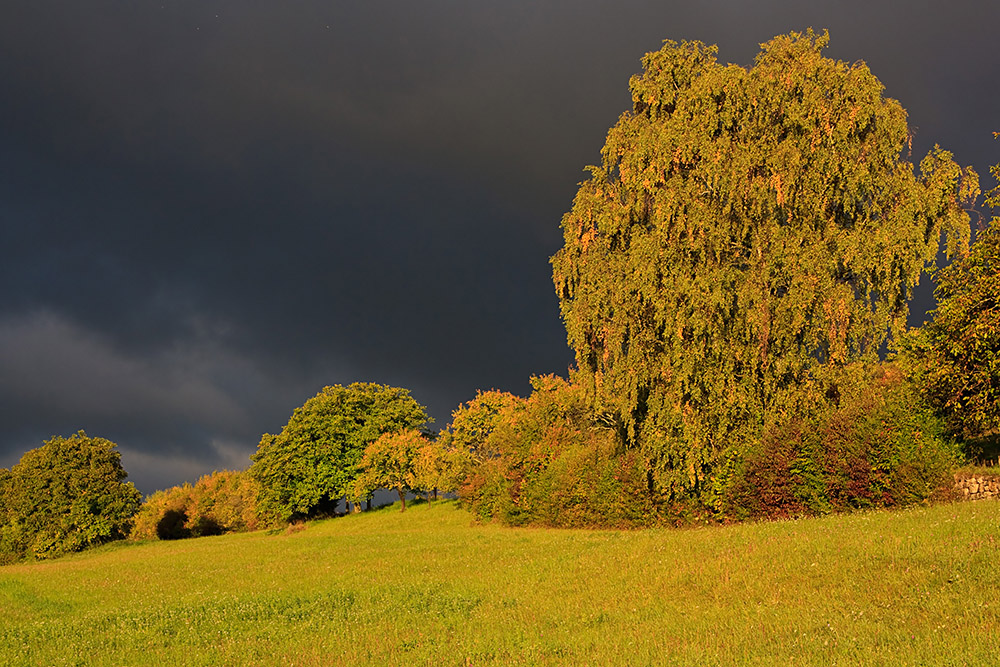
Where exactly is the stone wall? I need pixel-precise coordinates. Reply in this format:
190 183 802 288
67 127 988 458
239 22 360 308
954 474 1000 500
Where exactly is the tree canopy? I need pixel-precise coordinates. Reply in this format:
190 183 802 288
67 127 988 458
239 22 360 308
249 382 429 521
902 142 1000 441
550 30 978 499
0 431 141 562
130 469 261 541
446 389 526 466
353 429 428 512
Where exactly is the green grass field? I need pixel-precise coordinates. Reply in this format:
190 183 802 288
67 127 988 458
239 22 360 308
2 499 1000 665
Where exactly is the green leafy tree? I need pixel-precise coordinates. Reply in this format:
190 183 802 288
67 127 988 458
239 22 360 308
550 30 977 500
0 467 10 517
0 431 141 561
353 429 427 512
249 383 429 522
902 140 1000 441
0 467 14 561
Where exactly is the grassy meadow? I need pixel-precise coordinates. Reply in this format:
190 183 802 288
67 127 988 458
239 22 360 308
2 499 1000 665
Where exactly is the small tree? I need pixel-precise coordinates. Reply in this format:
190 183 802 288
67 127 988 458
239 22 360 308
354 429 427 512
413 438 444 501
412 433 471 501
0 431 141 561
249 383 429 522
902 141 1000 441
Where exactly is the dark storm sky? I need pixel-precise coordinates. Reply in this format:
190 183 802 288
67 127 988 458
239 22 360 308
2 1 998 493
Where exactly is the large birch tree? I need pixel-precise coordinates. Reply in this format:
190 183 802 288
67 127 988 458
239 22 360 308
551 30 978 498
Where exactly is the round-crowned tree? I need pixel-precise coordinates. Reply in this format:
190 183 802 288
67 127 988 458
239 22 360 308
0 431 142 561
352 429 428 512
550 30 978 500
249 382 429 522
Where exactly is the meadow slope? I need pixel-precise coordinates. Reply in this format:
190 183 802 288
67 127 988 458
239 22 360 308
2 499 999 665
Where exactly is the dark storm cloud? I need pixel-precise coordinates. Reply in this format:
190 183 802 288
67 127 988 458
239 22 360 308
2 1 998 492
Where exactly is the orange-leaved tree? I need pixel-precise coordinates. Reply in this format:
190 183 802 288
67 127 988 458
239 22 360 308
352 429 428 512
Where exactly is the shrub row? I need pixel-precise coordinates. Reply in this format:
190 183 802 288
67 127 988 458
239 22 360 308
459 366 960 527
130 470 261 541
711 365 959 520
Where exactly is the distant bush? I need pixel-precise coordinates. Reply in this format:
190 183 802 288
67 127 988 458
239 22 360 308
130 470 261 541
459 375 659 528
714 364 960 521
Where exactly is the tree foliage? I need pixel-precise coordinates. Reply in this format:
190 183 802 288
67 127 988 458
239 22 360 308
550 30 978 499
130 470 261 541
458 376 657 527
353 429 428 512
0 431 141 562
902 141 1000 441
412 432 469 500
716 363 958 520
249 383 429 522
446 389 525 466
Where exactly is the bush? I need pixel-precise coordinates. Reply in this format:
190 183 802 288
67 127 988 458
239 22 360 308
458 366 957 527
156 509 191 540
130 470 261 541
715 364 960 521
458 375 659 528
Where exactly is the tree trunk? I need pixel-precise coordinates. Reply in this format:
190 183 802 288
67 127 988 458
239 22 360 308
366 497 371 512
433 487 438 501
397 486 406 512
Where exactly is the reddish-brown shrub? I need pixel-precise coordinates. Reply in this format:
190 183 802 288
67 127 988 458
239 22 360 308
716 364 960 521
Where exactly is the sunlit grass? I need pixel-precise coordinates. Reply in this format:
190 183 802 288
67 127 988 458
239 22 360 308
2 499 1000 665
